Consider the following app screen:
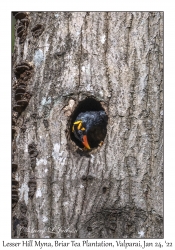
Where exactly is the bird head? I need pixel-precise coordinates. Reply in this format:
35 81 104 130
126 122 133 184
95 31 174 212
72 120 91 149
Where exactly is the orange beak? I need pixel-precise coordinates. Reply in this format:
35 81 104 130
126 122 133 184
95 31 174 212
82 135 91 149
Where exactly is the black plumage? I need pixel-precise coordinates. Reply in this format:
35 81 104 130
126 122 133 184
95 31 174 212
72 110 108 149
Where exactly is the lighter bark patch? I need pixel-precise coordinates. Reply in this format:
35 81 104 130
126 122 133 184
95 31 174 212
63 99 75 116
52 143 66 165
19 183 29 205
100 34 106 44
34 49 44 66
41 97 51 105
36 158 47 166
36 188 42 198
42 216 48 222
138 230 145 237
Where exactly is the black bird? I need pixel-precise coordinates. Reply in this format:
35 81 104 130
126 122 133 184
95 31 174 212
72 111 108 149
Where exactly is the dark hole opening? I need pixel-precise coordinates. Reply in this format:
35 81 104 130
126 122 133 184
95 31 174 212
70 97 108 149
87 226 92 232
102 187 107 193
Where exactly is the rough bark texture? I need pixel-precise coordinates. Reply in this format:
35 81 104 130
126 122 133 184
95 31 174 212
12 12 163 239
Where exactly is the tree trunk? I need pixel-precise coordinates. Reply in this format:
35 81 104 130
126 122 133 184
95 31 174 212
12 11 163 239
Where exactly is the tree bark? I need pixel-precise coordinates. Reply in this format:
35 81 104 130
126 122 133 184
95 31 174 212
12 11 163 239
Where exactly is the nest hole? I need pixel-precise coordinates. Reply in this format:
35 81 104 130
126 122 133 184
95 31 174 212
69 97 108 150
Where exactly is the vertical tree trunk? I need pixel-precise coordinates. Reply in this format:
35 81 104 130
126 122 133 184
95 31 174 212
12 11 163 239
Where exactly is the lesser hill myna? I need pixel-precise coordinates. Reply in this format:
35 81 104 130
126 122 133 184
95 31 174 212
72 111 108 149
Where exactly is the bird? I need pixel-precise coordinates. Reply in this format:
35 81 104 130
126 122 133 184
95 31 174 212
72 111 108 150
